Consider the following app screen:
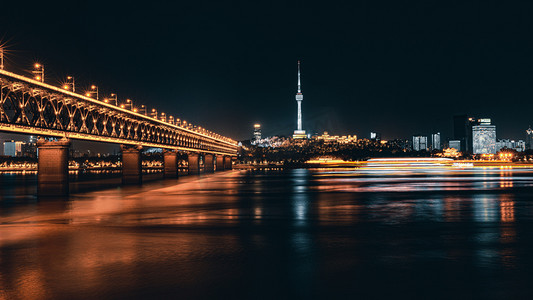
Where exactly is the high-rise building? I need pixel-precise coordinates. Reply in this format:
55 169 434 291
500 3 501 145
526 127 533 150
252 124 261 144
3 140 24 157
293 61 306 139
453 115 478 153
472 118 496 154
412 135 428 151
370 132 381 141
431 133 441 150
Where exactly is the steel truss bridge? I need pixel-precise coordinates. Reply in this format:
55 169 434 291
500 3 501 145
0 69 238 156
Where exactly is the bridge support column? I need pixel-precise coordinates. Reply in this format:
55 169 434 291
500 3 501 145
37 138 71 196
204 154 214 173
224 156 233 170
163 150 178 178
216 155 225 171
188 153 200 175
121 145 142 185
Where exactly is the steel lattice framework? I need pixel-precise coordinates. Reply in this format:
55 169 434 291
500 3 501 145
0 69 238 155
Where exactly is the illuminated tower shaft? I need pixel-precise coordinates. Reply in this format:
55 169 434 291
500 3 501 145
293 61 306 139
296 61 303 130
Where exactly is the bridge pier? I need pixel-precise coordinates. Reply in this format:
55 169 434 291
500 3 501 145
216 155 225 171
188 153 200 175
224 156 233 170
204 154 214 173
121 145 142 185
37 138 71 196
163 150 178 178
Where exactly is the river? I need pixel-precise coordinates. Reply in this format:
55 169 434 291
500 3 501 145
1 168 533 299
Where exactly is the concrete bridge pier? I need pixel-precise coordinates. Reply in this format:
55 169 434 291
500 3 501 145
188 153 200 175
204 154 214 173
224 156 233 170
163 150 178 178
37 138 71 196
121 145 143 185
216 155 225 171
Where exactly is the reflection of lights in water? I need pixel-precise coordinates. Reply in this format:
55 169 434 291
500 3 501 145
500 194 515 223
292 169 309 223
473 194 498 222
254 207 262 219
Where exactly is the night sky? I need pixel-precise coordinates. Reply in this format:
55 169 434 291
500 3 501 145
1 1 533 142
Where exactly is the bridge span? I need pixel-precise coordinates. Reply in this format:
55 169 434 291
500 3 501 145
0 69 238 195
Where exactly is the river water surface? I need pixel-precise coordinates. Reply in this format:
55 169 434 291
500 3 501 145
2 168 533 299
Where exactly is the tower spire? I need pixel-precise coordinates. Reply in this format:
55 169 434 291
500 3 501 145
297 60 301 93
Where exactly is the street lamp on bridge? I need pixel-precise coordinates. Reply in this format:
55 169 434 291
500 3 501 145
160 112 166 122
151 108 158 119
138 104 147 115
63 76 75 92
86 85 99 100
32 63 44 82
104 93 118 106
120 99 133 110
0 47 4 70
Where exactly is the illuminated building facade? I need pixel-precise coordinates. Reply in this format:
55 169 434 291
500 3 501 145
293 61 307 139
472 119 496 154
526 127 533 150
315 131 357 144
412 135 428 151
3 140 24 157
496 139 525 152
370 132 381 141
449 140 461 151
252 124 261 144
431 133 441 150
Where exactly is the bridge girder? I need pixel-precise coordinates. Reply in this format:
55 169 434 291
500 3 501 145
0 70 238 156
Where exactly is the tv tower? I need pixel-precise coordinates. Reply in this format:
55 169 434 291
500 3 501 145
293 60 307 139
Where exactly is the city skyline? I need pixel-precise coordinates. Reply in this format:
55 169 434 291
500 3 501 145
1 2 533 141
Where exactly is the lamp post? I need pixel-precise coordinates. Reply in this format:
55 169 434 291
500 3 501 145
139 105 147 115
151 108 158 119
104 93 118 106
0 47 4 70
86 85 99 100
120 99 133 110
125 99 133 110
63 76 75 92
32 63 44 82
160 112 166 122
